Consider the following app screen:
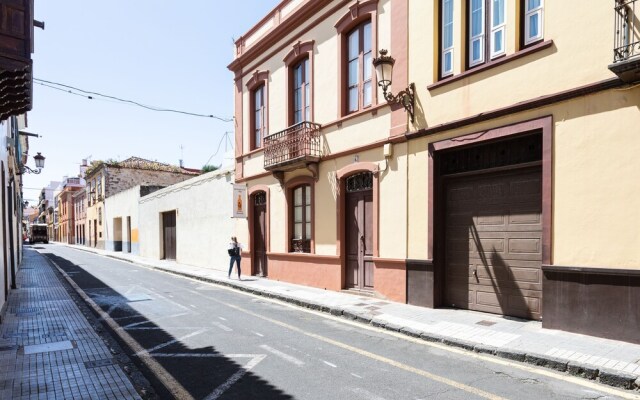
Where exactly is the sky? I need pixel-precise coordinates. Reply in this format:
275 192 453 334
21 0 280 204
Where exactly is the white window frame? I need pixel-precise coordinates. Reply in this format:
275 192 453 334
490 0 506 59
469 0 485 67
441 0 454 77
524 0 543 45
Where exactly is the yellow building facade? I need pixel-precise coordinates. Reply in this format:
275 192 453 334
229 0 640 343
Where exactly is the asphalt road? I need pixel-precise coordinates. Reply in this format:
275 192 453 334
37 244 636 400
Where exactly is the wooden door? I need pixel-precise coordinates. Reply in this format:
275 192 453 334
162 211 177 260
253 192 267 276
345 173 374 291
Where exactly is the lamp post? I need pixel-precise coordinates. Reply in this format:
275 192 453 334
19 152 45 174
372 49 416 122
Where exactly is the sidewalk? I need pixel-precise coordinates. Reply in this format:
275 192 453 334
67 243 640 392
0 247 142 399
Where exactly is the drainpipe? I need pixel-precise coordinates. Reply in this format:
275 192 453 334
8 183 15 289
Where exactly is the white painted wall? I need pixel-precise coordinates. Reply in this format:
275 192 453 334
138 168 235 272
104 185 141 254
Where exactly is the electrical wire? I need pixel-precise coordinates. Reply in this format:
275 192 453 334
34 78 233 121
203 131 233 167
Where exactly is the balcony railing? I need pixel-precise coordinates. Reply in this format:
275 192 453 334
610 0 640 81
264 121 321 170
613 0 640 62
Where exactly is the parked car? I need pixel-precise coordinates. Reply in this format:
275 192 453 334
29 224 48 244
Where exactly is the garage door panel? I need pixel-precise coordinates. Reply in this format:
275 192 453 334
445 168 542 320
508 237 541 255
509 178 541 197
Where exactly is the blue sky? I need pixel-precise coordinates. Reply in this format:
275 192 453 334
22 0 279 203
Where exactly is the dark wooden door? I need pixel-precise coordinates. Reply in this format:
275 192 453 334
162 211 177 260
93 220 97 247
345 189 374 290
444 168 542 320
253 193 267 276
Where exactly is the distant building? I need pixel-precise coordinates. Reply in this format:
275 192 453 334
57 177 85 244
84 157 200 249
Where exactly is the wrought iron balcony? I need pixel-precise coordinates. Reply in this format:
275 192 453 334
610 0 640 82
264 121 321 171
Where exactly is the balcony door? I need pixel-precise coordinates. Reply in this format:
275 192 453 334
345 173 374 291
253 192 267 277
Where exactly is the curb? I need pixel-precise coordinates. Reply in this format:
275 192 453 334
59 245 640 392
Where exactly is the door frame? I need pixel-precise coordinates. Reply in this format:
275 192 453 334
248 185 270 276
429 116 553 308
336 162 380 290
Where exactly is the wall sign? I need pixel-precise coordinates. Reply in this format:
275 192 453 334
232 184 247 218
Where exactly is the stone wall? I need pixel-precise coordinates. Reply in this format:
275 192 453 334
105 168 197 198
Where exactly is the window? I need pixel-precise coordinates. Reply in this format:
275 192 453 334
468 0 506 67
291 184 311 253
284 40 314 125
347 21 373 113
252 85 266 148
292 58 310 124
523 0 543 45
246 70 269 151
441 0 454 77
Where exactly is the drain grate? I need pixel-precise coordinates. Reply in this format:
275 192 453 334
476 320 497 327
84 358 114 369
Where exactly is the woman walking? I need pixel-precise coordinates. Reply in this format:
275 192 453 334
227 236 242 280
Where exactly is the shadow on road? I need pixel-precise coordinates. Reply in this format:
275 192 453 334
43 252 294 400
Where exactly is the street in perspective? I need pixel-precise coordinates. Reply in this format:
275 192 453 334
2 0 640 399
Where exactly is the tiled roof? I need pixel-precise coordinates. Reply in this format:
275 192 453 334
86 157 201 177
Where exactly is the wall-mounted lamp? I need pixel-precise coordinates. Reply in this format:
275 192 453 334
19 152 45 175
372 49 416 123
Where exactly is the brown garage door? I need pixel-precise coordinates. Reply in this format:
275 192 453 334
444 168 542 320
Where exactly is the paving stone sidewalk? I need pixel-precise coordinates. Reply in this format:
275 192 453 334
0 248 141 400
65 243 640 392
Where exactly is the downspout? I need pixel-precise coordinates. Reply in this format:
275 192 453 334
7 182 15 289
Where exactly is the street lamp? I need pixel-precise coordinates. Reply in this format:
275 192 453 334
19 152 45 174
372 49 416 122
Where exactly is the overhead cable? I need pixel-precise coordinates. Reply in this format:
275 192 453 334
34 78 233 121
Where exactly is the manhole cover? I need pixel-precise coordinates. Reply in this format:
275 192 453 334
84 358 114 369
14 307 41 317
476 320 497 327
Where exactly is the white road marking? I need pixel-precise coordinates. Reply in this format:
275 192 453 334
351 373 363 379
152 353 261 358
190 304 197 308
203 354 266 400
213 322 233 332
123 312 190 328
218 317 227 321
259 344 305 367
124 327 204 331
253 332 264 337
323 360 337 368
351 387 388 400
135 328 208 356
